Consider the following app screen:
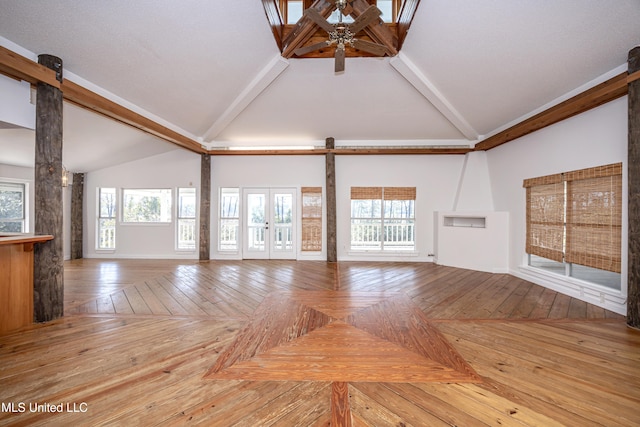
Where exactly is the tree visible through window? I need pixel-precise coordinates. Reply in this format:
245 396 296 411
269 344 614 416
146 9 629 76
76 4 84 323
98 188 116 249
177 188 196 250
0 182 26 233
219 188 240 251
350 186 415 251
122 189 172 223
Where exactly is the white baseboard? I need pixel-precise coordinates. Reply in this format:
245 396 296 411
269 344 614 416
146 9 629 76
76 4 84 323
513 266 627 315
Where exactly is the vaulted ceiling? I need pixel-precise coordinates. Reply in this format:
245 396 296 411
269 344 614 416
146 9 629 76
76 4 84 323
0 1 639 172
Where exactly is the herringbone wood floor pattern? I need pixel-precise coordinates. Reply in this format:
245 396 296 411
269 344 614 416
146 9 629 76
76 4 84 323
1 260 638 426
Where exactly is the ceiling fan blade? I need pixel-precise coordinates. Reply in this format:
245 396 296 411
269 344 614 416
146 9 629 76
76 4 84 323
352 39 388 56
335 46 346 72
295 41 332 56
348 5 382 34
304 8 335 34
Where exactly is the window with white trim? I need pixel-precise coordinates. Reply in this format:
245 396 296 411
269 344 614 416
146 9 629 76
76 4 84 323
0 181 26 233
350 186 416 251
219 188 240 251
177 188 196 250
98 187 116 249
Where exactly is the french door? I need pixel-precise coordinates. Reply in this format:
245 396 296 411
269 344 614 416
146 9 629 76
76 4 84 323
242 188 296 259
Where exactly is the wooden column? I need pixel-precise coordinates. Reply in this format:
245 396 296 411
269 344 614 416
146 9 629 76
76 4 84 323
33 54 64 322
70 172 84 260
199 153 211 261
326 137 337 262
628 46 640 329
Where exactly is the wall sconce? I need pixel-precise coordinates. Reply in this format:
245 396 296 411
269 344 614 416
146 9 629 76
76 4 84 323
62 166 69 187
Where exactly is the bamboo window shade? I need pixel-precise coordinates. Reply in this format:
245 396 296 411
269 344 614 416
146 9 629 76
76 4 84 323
351 187 382 200
383 187 417 200
523 174 565 262
523 163 622 273
350 187 416 200
301 187 322 252
565 163 622 273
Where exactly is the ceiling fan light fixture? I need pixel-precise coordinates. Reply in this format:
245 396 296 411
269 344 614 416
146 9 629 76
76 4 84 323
294 3 387 73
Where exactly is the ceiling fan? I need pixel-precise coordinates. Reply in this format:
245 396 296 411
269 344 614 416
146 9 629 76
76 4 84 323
294 0 389 72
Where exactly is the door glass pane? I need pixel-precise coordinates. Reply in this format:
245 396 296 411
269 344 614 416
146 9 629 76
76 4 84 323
273 193 293 251
247 193 266 252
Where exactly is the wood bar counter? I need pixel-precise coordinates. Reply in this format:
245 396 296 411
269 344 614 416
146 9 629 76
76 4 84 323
0 234 53 334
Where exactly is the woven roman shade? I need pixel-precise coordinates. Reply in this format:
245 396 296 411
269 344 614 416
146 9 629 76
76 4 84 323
383 187 416 200
301 187 322 251
351 187 382 200
524 173 564 262
565 163 622 273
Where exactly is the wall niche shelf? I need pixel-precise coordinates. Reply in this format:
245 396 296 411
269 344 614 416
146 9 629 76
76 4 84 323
443 215 486 228
434 211 509 273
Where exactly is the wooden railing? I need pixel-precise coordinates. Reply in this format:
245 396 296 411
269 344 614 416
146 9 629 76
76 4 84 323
351 220 414 250
178 219 196 250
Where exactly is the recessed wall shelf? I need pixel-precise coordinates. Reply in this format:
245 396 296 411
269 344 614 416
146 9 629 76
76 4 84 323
443 216 486 228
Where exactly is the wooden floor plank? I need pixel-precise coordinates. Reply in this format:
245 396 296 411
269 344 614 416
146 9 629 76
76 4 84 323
1 259 635 426
110 289 134 314
134 282 172 315
122 285 152 315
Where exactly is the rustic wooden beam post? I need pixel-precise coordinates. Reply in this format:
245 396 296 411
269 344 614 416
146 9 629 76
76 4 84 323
33 54 64 322
199 153 211 261
628 46 640 329
326 137 337 262
70 173 84 260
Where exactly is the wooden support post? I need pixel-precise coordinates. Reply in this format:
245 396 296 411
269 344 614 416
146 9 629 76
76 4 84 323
326 137 337 262
33 54 64 322
70 173 84 260
199 153 211 261
628 46 640 329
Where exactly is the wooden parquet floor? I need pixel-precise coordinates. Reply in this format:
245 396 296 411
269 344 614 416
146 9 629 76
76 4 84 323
1 260 638 426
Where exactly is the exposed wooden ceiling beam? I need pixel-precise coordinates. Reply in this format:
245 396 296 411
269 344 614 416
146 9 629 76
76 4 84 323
261 0 285 52
281 0 335 58
0 45 60 89
333 147 471 155
0 45 204 154
61 79 204 153
475 71 632 151
348 0 398 56
207 147 471 156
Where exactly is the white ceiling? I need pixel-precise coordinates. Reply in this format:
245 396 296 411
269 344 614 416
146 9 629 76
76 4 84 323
0 0 639 172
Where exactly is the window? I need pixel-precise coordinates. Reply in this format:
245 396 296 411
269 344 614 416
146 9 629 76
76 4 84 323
350 186 415 251
177 188 196 250
301 187 322 251
524 163 622 289
219 188 240 251
283 0 303 24
0 181 26 233
98 188 116 249
122 189 172 223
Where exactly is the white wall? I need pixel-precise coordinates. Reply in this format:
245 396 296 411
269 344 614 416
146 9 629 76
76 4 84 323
336 155 465 261
0 74 34 130
85 149 201 259
486 97 628 313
